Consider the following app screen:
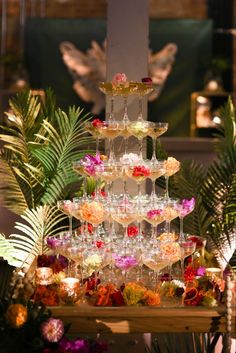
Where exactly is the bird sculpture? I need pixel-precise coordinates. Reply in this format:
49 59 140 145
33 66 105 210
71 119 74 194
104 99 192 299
60 40 178 114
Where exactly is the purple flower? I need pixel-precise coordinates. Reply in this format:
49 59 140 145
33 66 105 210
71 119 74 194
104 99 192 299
114 255 138 271
80 152 104 176
147 209 163 219
41 318 64 343
47 236 62 249
179 197 195 217
59 337 89 353
196 266 206 276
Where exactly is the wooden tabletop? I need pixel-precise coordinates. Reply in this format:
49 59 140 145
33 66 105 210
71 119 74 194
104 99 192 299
51 305 236 334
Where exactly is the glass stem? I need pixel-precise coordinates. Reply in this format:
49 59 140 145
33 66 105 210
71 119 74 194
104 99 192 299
109 138 115 162
110 96 114 120
179 216 184 241
151 137 156 161
138 221 142 241
124 137 128 155
165 175 169 199
123 96 128 121
83 176 87 199
138 96 142 120
69 215 73 234
166 221 171 234
139 138 143 159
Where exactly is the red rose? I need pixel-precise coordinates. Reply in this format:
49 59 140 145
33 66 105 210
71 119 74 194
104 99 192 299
127 226 138 237
141 77 152 83
92 118 103 127
112 291 125 306
132 166 150 178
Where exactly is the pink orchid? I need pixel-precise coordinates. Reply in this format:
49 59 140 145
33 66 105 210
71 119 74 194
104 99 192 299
80 152 104 176
179 197 195 217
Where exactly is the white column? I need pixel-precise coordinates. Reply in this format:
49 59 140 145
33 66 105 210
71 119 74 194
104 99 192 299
106 0 149 165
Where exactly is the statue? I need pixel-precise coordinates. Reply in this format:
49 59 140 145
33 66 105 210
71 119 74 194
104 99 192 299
60 40 177 114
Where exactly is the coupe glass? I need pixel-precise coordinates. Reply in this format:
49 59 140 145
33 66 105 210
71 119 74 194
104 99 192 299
125 160 151 201
73 160 89 199
113 243 139 283
163 198 180 234
85 121 103 153
57 200 73 234
148 122 168 161
149 160 166 201
94 162 123 201
179 235 196 278
135 82 154 122
127 120 151 159
97 121 122 162
176 197 195 241
144 201 166 244
143 243 169 284
163 157 181 199
110 196 136 245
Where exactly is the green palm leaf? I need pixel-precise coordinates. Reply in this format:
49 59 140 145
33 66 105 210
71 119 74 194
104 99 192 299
0 234 17 266
31 106 94 204
8 205 67 269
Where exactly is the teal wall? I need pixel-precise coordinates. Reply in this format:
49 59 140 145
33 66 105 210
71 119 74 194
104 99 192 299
24 18 212 136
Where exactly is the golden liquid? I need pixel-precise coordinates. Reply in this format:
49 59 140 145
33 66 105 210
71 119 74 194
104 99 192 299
143 258 169 272
148 126 168 138
144 215 165 226
149 169 165 181
164 207 179 221
125 168 150 183
73 165 87 177
127 123 149 139
98 126 122 139
112 214 136 226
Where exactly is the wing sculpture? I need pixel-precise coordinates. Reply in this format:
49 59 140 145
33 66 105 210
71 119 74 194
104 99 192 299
60 41 178 114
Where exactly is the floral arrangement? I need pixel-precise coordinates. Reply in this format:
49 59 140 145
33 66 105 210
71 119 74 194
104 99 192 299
0 300 108 353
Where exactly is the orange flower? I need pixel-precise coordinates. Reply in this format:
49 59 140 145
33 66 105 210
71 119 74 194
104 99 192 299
144 290 160 306
5 304 28 328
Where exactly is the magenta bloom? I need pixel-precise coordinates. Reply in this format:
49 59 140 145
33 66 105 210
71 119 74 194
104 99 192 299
41 318 64 343
147 209 163 219
46 236 62 249
59 337 89 353
114 255 138 271
179 197 195 217
80 152 103 176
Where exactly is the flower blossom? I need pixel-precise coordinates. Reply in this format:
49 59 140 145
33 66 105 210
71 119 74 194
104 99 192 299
41 318 64 343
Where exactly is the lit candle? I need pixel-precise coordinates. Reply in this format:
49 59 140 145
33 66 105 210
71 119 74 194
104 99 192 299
35 267 53 285
206 267 222 281
59 277 80 305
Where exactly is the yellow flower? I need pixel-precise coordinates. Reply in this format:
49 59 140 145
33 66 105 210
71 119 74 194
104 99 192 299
5 304 28 328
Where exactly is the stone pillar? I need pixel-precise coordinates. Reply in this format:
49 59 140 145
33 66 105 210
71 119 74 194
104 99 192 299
104 2 151 352
106 0 149 196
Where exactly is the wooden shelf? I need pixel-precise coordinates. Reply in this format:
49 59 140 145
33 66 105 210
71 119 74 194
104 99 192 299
51 305 236 334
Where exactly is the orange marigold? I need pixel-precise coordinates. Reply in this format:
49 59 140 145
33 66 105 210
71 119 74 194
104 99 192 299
5 303 28 328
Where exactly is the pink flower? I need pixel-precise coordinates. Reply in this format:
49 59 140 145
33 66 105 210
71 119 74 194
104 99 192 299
127 226 138 237
112 72 127 85
147 209 163 219
80 152 104 176
41 318 64 343
179 197 195 217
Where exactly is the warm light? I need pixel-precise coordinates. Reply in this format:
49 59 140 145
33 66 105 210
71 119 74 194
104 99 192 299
196 96 209 104
212 116 221 124
59 277 80 305
35 267 53 285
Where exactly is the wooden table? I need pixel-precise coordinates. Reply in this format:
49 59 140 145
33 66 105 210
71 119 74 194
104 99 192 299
51 305 236 334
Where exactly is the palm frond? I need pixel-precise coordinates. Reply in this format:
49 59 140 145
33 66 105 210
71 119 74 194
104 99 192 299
31 106 94 204
0 234 17 266
8 205 67 269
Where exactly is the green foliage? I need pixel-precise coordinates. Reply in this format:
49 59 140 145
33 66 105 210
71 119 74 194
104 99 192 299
169 97 236 270
0 90 93 214
0 206 67 269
